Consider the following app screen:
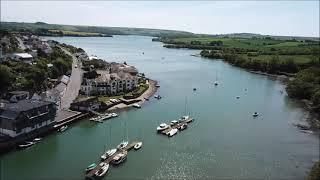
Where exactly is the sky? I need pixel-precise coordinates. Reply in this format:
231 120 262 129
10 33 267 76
1 1 319 37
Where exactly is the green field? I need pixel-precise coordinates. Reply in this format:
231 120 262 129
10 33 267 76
49 30 103 36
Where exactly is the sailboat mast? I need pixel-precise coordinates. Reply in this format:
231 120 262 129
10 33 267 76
184 97 187 115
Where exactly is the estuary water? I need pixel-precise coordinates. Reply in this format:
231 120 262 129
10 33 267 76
0 35 319 180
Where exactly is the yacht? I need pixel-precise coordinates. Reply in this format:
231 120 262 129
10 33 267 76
156 123 169 132
133 103 141 108
166 128 178 137
94 163 109 177
112 151 127 165
18 141 35 149
85 163 97 173
117 141 128 150
101 149 117 161
170 120 178 126
134 142 142 150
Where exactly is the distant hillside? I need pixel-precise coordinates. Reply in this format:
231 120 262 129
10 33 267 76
0 21 195 38
200 33 319 41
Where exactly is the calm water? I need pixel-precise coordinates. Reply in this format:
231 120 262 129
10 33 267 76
1 36 319 180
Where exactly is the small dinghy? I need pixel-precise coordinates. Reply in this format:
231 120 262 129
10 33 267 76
33 138 42 143
117 141 128 150
18 141 35 149
85 163 97 173
94 163 109 177
101 149 117 160
178 123 188 131
111 113 118 117
193 88 197 91
236 96 240 99
154 95 162 99
253 112 259 117
133 103 141 108
134 142 142 150
144 97 149 101
59 125 68 132
214 81 218 86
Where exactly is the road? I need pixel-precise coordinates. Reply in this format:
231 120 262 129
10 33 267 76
59 47 83 109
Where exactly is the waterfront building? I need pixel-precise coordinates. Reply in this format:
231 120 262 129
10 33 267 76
80 68 139 96
0 99 57 138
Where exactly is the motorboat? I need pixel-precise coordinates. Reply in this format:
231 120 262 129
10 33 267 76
253 112 259 117
156 123 169 132
59 125 68 132
85 163 97 173
94 163 109 177
193 88 197 91
170 120 178 126
236 96 240 99
214 81 218 86
111 113 118 117
166 128 178 137
18 141 35 149
156 84 160 88
178 123 188 131
101 149 117 161
133 103 141 108
33 138 42 142
117 141 128 150
154 95 162 99
112 151 127 165
134 142 142 150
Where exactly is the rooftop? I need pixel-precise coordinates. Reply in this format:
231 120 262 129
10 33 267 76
13 53 33 59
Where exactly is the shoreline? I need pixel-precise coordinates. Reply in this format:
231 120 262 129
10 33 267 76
107 79 158 111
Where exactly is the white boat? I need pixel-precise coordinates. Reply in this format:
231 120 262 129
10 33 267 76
102 113 112 120
112 151 127 165
253 112 259 117
59 125 68 132
85 163 97 173
133 103 141 108
167 128 178 137
178 123 188 131
18 141 35 149
154 95 162 99
117 141 128 150
179 115 193 122
111 113 118 117
94 163 109 177
33 138 42 142
101 149 117 160
134 142 142 150
170 120 178 126
156 123 169 132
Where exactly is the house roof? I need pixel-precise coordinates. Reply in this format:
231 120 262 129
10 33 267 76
0 100 53 120
13 53 33 59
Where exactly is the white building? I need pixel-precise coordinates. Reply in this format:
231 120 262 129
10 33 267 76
12 53 33 63
80 70 139 96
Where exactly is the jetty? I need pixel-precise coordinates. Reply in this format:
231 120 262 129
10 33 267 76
85 141 139 179
160 116 194 135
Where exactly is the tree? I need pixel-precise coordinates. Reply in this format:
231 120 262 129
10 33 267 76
0 65 14 92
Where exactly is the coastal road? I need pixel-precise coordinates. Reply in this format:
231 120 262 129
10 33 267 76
59 47 83 109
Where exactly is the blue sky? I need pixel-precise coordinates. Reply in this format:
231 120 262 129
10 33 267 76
1 1 319 37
